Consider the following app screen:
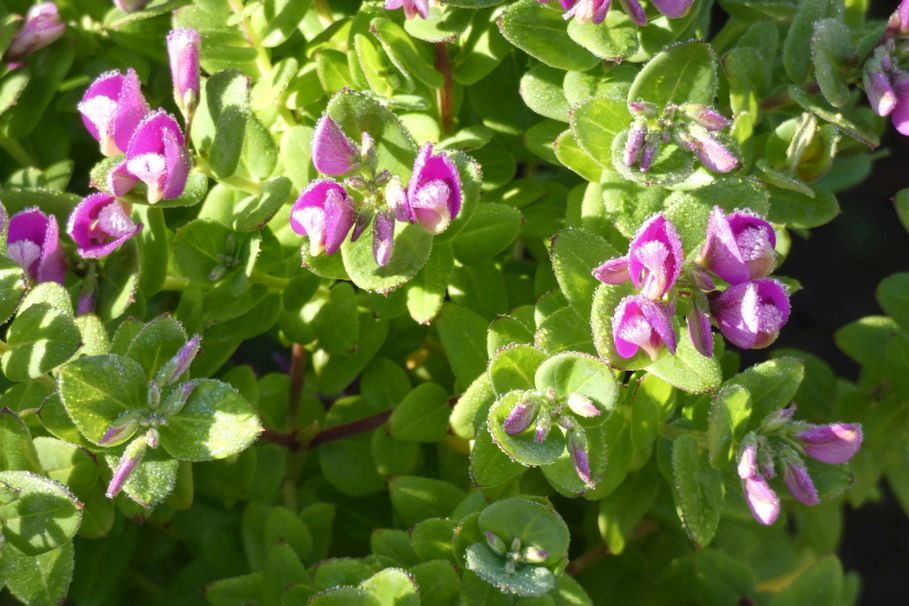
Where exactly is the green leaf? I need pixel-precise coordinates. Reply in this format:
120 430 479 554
158 379 262 462
0 409 41 473
341 222 433 293
555 130 604 182
125 316 187 381
361 568 420 606
768 556 843 606
835 316 900 369
671 434 723 546
233 176 292 232
2 303 80 382
405 6 473 44
877 273 909 329
647 327 723 395
551 227 618 317
32 437 100 497
496 0 599 72
371 18 443 88
389 476 466 527
465 543 555 597
314 282 360 354
477 497 570 566
58 354 147 445
174 219 237 283
2 43 74 139
389 383 451 443
535 352 618 421
488 390 565 466
627 41 718 107
254 0 312 47
469 424 526 488
451 203 523 265
451 373 496 440
726 357 804 427
783 0 843 84
811 19 852 108
566 11 639 61
0 257 26 324
436 303 489 389
406 243 453 324
262 543 309 606
488 345 548 394
0 541 74 606
766 184 840 229
597 465 660 554
520 64 570 122
535 306 597 356
569 96 630 168
788 85 879 148
706 385 752 468
206 573 263 606
0 471 82 555
410 560 460 606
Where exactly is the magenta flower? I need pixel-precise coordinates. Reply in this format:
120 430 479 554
4 2 65 65
290 179 356 257
863 46 909 136
612 294 676 360
407 143 462 235
123 110 192 203
737 440 780 525
595 213 683 300
167 28 201 117
67 193 142 259
797 423 863 465
709 279 790 349
503 399 540 435
560 0 611 25
373 212 395 268
783 458 819 506
384 0 428 20
700 207 776 285
889 0 909 35
6 208 65 284
312 115 359 176
555 0 692 25
78 69 149 157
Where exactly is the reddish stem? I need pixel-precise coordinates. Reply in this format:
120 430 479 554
435 43 454 135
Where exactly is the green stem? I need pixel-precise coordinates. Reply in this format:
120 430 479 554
659 423 707 447
226 0 273 79
0 137 33 167
162 275 190 291
250 270 289 290
0 340 8 354
194 157 263 195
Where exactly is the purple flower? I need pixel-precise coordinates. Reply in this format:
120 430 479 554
123 110 192 203
700 207 776 285
312 115 359 176
639 134 661 172
686 304 713 358
7 208 65 284
78 69 149 157
629 213 683 299
561 0 611 25
783 458 819 506
106 436 147 499
865 69 898 117
797 423 863 465
682 104 731 131
612 295 676 360
535 410 552 444
737 440 759 480
384 0 428 20
742 475 780 525
99 411 141 446
290 179 356 257
407 143 462 235
592 256 631 285
566 393 601 418
373 211 395 268
4 2 65 65
167 28 200 117
385 176 410 222
623 121 647 167
567 428 593 487
503 399 540 435
889 0 909 34
709 279 790 349
67 193 142 259
677 126 739 173
113 0 151 12
651 0 693 18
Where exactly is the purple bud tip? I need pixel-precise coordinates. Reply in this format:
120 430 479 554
167 28 201 114
680 127 739 173
737 440 759 480
710 279 790 350
168 335 202 383
797 423 863 465
373 212 395 268
566 393 601 418
385 176 412 222
639 135 661 172
67 193 142 259
290 180 356 257
522 546 549 564
4 3 65 64
783 459 819 506
503 399 539 435
408 143 461 235
651 0 694 18
534 412 552 444
623 122 647 167
568 429 593 486
484 531 507 555
312 115 359 176
384 0 429 20
742 474 780 525
612 295 677 360
114 0 151 12
592 256 631 285
686 305 713 358
105 438 147 499
628 213 684 300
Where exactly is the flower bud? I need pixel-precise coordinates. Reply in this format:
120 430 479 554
114 0 151 12
709 279 790 350
700 207 776 285
99 410 142 446
629 100 659 118
125 110 191 203
628 213 684 300
534 410 552 444
651 0 693 18
639 134 661 172
385 176 411 222
681 104 731 131
79 69 149 157
67 193 142 259
760 405 795 433
106 436 148 499
373 211 395 268
592 256 631 286
742 474 780 526
737 437 759 480
623 121 647 168
160 380 200 418
677 126 739 173
384 0 429 20
166 28 201 119
361 132 378 174
4 3 65 65
782 452 819 506
144 427 160 449
522 545 549 564
407 143 462 235
620 0 647 25
351 209 373 243
290 180 356 257
612 295 677 360
797 423 863 465
864 55 898 117
155 335 201 388
503 399 540 435
566 393 601 419
562 0 610 25
686 302 713 358
312 115 359 176
567 427 593 486
485 531 507 556
7 208 65 284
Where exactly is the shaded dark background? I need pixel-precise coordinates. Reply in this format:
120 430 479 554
767 2 909 601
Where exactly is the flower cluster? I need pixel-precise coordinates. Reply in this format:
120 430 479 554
3 2 65 67
500 389 607 487
737 408 863 525
70 28 200 259
623 101 738 174
863 1 909 136
594 208 789 360
546 0 693 26
291 115 462 267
